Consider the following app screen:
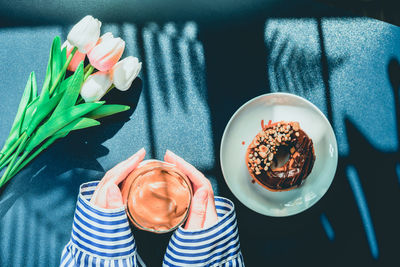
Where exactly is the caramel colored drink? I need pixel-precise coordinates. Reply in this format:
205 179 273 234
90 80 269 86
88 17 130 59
121 160 192 233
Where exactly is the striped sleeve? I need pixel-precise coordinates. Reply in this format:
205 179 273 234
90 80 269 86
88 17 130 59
163 197 245 267
60 181 137 267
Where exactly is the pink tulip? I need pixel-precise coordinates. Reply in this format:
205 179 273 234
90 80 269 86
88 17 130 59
87 33 125 72
62 40 86 71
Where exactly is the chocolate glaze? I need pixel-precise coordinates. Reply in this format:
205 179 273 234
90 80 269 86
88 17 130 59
246 121 315 191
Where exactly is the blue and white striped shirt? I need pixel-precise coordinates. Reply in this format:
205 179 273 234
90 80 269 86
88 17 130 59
60 181 244 266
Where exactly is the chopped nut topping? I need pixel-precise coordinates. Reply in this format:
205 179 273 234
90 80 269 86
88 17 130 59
247 121 305 178
292 122 299 131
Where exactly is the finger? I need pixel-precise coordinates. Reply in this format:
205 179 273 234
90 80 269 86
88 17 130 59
164 150 211 191
91 186 108 209
92 148 146 204
204 196 219 228
185 188 209 230
105 148 146 185
106 184 124 209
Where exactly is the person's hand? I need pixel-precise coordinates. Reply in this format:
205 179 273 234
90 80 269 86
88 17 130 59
90 148 146 209
164 150 218 230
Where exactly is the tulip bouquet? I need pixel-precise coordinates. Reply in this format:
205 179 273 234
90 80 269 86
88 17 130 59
0 15 142 189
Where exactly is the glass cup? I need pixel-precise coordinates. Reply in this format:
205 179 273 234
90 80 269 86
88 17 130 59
120 160 193 233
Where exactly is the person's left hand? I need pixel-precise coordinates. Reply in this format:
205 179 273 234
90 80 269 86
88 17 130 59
90 148 146 209
164 150 218 230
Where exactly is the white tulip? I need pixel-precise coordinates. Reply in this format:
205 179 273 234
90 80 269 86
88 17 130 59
67 15 102 53
80 72 112 102
111 56 142 91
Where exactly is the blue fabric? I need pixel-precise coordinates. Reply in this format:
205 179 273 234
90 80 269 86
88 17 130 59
164 197 243 266
60 182 243 266
60 182 136 266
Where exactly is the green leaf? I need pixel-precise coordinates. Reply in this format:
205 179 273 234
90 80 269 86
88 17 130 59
55 118 100 138
26 92 64 136
41 36 62 97
55 76 73 97
1 72 36 152
20 99 39 133
20 75 72 135
30 72 38 102
25 102 104 152
51 36 62 87
61 46 67 68
53 62 84 115
86 105 131 120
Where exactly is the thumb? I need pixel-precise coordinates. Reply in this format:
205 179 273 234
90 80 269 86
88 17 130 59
185 188 209 230
106 183 124 209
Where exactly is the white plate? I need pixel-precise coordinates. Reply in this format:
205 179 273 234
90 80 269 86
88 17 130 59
220 93 338 217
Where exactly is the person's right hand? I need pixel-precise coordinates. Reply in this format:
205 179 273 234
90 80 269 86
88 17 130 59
90 148 146 209
164 150 218 230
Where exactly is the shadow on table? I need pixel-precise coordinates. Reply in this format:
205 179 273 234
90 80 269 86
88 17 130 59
202 16 399 267
1 9 399 267
0 78 142 266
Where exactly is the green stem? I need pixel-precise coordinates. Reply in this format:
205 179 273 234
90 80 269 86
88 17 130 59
105 84 115 95
0 133 28 188
49 47 78 95
0 133 25 167
84 64 92 73
0 145 7 156
7 136 59 182
0 155 12 172
6 151 29 183
76 96 84 105
84 65 94 81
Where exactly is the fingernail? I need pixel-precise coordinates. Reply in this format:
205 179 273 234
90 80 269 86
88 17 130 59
128 148 145 160
165 149 175 160
129 155 138 163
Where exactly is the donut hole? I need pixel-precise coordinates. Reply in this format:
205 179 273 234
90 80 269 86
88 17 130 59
271 145 290 169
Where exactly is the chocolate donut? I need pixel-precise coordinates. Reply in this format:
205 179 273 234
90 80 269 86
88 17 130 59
245 121 315 191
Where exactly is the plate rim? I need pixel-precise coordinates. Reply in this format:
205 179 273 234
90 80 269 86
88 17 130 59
219 92 338 217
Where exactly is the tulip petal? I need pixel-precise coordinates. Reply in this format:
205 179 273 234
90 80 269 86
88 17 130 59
88 36 125 72
80 72 113 102
111 56 142 91
67 15 101 53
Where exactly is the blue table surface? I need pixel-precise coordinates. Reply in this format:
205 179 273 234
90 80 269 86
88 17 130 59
0 1 399 266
